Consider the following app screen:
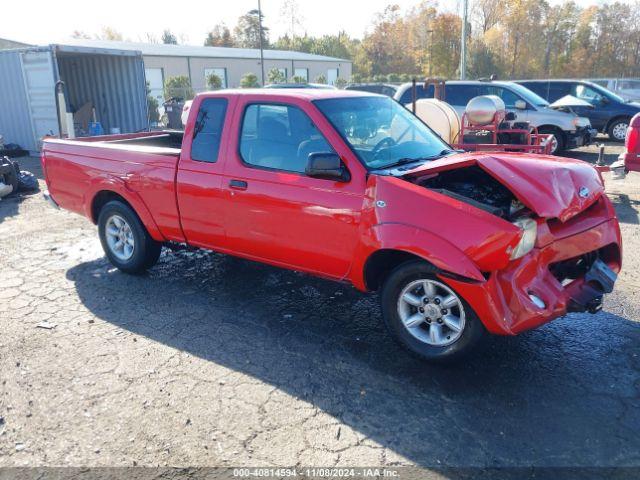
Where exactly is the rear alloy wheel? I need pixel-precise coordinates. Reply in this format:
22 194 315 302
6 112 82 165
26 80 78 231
538 127 564 155
380 260 486 362
608 119 629 142
98 200 161 274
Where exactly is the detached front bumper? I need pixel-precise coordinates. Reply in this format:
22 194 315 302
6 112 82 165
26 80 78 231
442 198 622 335
566 127 599 149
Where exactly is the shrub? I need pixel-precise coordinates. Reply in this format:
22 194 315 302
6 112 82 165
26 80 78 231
267 68 286 84
206 73 223 90
164 75 194 100
240 73 260 88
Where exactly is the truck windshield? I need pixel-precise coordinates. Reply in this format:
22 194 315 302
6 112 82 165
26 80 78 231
314 96 452 169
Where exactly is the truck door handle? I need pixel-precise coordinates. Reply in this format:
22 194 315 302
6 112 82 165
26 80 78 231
229 179 248 190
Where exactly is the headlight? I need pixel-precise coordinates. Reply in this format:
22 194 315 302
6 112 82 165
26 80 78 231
510 217 537 260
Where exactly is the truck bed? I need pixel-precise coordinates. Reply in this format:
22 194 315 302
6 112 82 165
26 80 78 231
42 131 184 242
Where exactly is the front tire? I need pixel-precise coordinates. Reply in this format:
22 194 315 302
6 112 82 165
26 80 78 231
608 118 629 142
380 261 486 362
98 200 161 274
537 127 565 155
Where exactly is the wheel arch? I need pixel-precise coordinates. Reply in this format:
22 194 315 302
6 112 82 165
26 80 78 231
87 186 164 242
355 224 486 292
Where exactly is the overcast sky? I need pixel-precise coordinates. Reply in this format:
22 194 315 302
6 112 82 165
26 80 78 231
5 0 623 46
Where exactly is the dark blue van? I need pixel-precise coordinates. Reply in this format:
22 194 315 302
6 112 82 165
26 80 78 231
517 79 640 141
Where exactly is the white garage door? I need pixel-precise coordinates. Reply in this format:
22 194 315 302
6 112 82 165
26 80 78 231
327 68 339 86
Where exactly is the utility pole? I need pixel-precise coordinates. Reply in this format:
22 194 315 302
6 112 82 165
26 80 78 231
427 29 434 77
459 0 468 80
258 0 266 86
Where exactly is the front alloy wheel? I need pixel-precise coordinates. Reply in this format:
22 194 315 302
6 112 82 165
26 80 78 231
380 260 486 362
397 279 466 347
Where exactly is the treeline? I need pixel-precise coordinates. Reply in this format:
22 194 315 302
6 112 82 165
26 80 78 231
203 0 640 81
76 0 640 82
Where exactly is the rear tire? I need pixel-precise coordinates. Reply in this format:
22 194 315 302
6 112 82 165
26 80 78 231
97 200 161 274
380 260 486 363
607 118 629 142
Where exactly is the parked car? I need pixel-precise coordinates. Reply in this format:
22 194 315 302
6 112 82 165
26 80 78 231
516 79 640 142
41 89 622 362
345 83 399 97
589 78 640 102
394 80 596 154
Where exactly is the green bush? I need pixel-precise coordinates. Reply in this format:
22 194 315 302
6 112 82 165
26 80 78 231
206 73 223 90
240 73 260 88
315 74 327 84
334 78 347 89
267 68 286 84
290 75 307 84
164 75 194 100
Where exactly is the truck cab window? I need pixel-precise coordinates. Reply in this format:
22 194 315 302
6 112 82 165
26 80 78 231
191 98 228 163
240 104 333 174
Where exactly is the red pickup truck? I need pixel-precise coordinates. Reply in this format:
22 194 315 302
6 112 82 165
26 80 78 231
42 89 622 362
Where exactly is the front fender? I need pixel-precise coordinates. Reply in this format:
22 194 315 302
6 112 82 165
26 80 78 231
83 175 165 241
350 222 485 291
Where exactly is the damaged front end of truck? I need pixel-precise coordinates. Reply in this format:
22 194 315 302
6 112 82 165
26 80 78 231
366 152 622 335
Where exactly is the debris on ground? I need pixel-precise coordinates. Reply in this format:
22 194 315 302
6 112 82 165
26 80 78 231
0 156 38 199
35 322 57 330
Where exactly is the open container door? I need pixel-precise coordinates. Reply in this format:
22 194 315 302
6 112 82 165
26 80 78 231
20 49 60 151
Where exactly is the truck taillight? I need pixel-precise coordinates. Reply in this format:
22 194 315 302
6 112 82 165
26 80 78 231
626 126 639 154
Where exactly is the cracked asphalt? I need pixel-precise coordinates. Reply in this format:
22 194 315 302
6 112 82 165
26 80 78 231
0 143 639 472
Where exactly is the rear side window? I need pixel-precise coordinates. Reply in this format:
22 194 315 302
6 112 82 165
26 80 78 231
239 103 333 174
191 98 228 163
444 84 480 106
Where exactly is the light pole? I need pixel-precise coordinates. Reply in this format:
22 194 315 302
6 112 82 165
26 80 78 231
427 29 434 77
258 0 266 86
459 0 468 80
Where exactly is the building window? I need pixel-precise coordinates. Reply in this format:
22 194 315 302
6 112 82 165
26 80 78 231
294 68 308 81
191 98 228 163
204 68 227 89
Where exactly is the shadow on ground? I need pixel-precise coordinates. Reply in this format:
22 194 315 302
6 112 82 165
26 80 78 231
609 193 640 225
65 249 640 468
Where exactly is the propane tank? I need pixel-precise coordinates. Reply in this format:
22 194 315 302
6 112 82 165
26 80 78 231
411 99 461 144
465 95 506 125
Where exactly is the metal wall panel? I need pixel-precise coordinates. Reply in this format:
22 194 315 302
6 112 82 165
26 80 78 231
57 52 148 134
0 50 42 151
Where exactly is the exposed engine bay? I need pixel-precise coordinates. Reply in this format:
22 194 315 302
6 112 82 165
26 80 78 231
411 166 527 220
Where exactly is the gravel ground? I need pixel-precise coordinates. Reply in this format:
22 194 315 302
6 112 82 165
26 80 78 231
0 142 639 472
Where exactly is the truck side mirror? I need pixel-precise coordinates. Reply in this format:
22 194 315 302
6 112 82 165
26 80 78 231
514 100 527 110
305 152 350 182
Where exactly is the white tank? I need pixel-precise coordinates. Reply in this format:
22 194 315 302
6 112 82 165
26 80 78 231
410 99 461 144
465 95 506 125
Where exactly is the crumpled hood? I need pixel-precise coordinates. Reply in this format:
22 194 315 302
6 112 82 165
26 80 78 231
405 153 604 222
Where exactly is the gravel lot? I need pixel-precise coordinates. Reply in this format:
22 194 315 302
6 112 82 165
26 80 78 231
1 142 639 472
